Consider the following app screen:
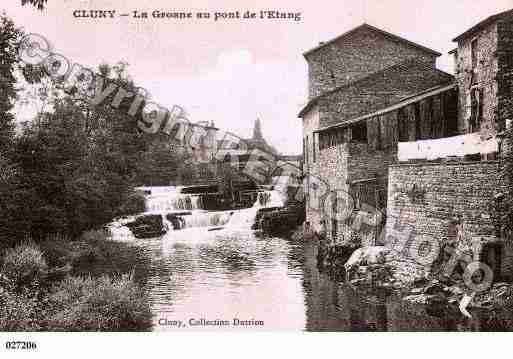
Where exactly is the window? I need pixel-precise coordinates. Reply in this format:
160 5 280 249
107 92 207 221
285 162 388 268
305 136 309 164
471 38 479 85
414 103 421 141
334 128 343 145
351 122 367 142
313 133 317 163
319 128 353 149
320 132 329 150
471 38 478 70
331 192 338 241
470 87 483 133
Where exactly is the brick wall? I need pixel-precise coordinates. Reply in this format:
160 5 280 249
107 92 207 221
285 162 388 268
386 161 506 280
306 26 437 99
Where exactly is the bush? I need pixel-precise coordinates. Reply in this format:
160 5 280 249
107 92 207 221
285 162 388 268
1 242 48 288
39 236 74 268
45 274 152 331
39 230 108 269
116 192 146 217
0 288 42 331
0 231 152 331
73 230 150 282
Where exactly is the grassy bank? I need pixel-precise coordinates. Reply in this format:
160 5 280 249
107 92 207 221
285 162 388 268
0 230 153 331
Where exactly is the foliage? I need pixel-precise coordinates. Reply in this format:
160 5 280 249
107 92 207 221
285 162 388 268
116 192 146 217
0 288 42 331
1 13 208 242
0 232 152 331
0 274 152 331
45 274 152 331
1 242 48 288
0 13 169 332
0 14 22 154
6 64 153 238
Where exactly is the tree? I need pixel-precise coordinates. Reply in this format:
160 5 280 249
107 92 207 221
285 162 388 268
0 14 22 154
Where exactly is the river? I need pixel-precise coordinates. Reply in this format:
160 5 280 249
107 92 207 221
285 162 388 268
109 187 513 331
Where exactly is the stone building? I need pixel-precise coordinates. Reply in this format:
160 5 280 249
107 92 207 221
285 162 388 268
299 10 513 278
299 23 455 244
385 9 513 279
452 9 513 136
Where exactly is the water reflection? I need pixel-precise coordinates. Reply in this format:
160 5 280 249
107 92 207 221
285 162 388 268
118 226 513 331
300 238 513 332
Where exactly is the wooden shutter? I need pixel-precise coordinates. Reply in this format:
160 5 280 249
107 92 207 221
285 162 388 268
419 98 433 139
397 108 409 142
431 95 442 139
367 117 380 150
405 104 417 141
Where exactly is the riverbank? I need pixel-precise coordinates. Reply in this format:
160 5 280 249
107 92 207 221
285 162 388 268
0 229 152 331
294 226 513 321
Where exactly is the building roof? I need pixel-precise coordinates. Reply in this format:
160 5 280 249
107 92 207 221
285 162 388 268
303 23 442 58
298 59 454 118
452 9 513 42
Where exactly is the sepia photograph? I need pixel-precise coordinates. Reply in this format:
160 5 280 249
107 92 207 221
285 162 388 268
1 0 513 352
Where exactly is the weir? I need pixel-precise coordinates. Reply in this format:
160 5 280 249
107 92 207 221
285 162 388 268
145 193 203 212
113 186 287 237
138 186 204 212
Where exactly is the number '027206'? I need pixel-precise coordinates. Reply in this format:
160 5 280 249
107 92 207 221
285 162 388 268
5 341 37 350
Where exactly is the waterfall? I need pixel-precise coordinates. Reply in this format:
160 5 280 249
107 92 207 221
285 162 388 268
226 208 259 229
179 211 232 229
252 190 285 208
109 187 290 239
145 192 203 212
225 190 285 229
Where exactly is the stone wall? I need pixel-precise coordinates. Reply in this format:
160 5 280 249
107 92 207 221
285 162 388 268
306 87 457 245
318 61 454 128
348 143 396 183
312 142 396 246
497 18 513 129
388 161 502 240
497 18 513 277
305 25 438 99
386 161 506 279
302 104 324 232
318 143 350 243
455 21 499 134
346 143 397 247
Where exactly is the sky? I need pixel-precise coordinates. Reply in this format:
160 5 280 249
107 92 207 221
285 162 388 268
4 0 513 154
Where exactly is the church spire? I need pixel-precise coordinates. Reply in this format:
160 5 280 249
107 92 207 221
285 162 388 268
252 118 263 140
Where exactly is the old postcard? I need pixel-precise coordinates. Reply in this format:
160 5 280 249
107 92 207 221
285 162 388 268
2 0 513 348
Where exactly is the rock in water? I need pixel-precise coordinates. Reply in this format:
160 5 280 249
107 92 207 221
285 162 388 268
459 293 475 319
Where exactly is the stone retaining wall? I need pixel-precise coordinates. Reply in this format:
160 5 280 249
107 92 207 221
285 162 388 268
386 160 512 280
